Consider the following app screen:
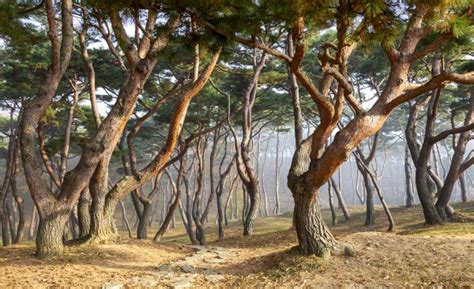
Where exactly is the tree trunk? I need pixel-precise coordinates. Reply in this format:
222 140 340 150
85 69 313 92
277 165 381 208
155 163 184 242
77 189 91 238
459 174 467 203
119 200 132 238
435 86 474 217
260 136 270 217
241 184 247 223
1 209 9 246
362 170 375 225
28 206 38 240
327 184 337 226
68 212 80 240
217 193 225 239
233 185 239 221
88 193 117 242
243 181 260 236
293 192 338 256
415 156 442 224
5 196 15 245
36 210 69 259
404 145 415 207
330 177 350 220
11 188 25 244
137 197 152 239
274 131 281 215
354 154 395 231
224 175 238 226
87 156 117 242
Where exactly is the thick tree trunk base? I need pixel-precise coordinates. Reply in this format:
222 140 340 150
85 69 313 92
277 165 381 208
435 203 454 221
85 198 118 244
419 193 443 226
36 214 68 259
196 227 206 245
293 193 348 258
65 229 118 247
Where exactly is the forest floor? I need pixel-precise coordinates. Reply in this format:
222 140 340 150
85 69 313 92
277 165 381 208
0 201 473 288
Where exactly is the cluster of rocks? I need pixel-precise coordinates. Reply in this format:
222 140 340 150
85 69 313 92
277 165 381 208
103 246 237 288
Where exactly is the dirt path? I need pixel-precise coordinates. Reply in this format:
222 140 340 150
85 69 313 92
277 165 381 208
103 245 238 288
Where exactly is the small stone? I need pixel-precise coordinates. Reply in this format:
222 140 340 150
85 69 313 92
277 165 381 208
344 246 356 257
171 276 195 289
179 264 197 273
206 274 226 283
203 268 217 275
206 258 226 264
130 277 158 286
150 270 172 277
102 282 124 289
157 264 174 273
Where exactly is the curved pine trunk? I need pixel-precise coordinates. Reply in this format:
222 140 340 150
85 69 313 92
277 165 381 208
404 146 415 207
88 196 117 242
459 175 468 203
362 171 375 225
77 189 91 238
293 192 338 256
217 193 225 239
415 163 442 225
137 199 152 240
243 181 260 236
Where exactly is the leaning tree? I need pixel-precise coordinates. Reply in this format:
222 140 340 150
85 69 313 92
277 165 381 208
190 0 474 256
15 0 222 258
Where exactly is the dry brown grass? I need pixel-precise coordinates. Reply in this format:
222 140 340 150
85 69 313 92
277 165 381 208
197 201 474 287
0 239 191 288
0 201 472 287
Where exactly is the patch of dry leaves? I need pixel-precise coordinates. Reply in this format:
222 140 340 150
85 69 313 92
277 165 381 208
0 239 191 288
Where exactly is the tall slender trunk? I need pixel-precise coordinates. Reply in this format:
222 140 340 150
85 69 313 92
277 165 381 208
8 136 24 244
137 196 152 239
260 136 270 216
216 193 225 239
119 200 132 238
327 184 337 226
6 196 16 243
354 154 395 231
1 117 17 246
404 145 415 207
77 189 91 238
459 174 467 203
409 59 445 225
435 86 474 217
274 131 281 215
28 206 38 240
88 157 117 242
224 175 238 226
330 177 350 220
233 184 239 221
361 169 375 225
154 161 184 242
